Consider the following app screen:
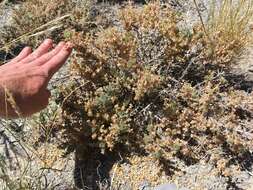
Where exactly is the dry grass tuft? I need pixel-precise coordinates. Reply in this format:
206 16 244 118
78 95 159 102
205 0 253 65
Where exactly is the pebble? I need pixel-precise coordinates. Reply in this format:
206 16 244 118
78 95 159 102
154 183 178 190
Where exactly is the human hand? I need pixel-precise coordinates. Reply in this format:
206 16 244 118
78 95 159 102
0 39 73 118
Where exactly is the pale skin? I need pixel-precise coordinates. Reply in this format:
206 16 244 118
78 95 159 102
0 39 73 118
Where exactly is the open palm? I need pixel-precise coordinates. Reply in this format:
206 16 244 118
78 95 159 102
0 39 73 118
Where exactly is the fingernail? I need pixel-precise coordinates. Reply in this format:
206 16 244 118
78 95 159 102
44 39 53 45
25 46 32 52
64 42 74 52
59 41 65 46
54 41 65 48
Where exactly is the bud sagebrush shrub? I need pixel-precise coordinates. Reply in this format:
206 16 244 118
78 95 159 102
56 2 253 174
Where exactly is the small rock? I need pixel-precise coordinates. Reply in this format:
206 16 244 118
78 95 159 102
154 183 178 190
139 181 151 190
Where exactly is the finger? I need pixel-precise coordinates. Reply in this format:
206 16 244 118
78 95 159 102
19 39 53 64
43 42 73 79
31 42 65 66
9 47 32 64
